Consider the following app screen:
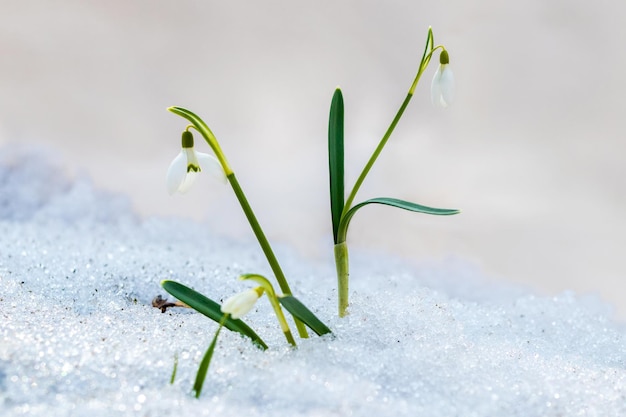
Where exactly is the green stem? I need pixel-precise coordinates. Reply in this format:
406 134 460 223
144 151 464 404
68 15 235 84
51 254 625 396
167 107 308 339
341 29 443 218
228 173 309 338
334 241 349 317
334 28 445 317
268 293 297 346
240 274 297 346
342 91 414 217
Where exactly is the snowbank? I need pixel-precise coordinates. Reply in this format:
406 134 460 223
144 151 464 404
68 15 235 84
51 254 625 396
1 148 624 416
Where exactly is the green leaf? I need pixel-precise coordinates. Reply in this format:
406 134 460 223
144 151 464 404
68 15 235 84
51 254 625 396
170 353 178 385
353 197 460 216
337 197 460 242
193 323 223 398
420 27 435 69
168 106 211 134
328 88 345 244
161 280 268 350
279 296 332 336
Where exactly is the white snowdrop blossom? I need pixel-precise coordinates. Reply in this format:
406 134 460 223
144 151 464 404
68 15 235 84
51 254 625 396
431 50 455 108
221 287 263 319
166 131 226 195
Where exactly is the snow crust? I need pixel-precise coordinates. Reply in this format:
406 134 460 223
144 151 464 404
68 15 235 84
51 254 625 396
1 148 625 416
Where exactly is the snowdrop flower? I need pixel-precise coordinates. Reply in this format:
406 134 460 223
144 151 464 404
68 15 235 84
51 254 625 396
166 130 227 194
221 287 264 319
431 49 455 108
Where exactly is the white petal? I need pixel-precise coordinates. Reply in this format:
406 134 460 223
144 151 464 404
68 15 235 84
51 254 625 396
177 171 198 193
166 151 188 195
439 65 455 107
221 289 260 319
431 64 455 108
196 152 227 184
431 67 443 107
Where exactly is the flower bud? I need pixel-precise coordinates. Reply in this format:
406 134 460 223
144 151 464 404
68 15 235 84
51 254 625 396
181 130 194 148
221 287 264 319
439 49 449 65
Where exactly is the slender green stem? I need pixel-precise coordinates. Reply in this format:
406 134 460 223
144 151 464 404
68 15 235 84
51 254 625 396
342 91 414 218
168 107 308 338
341 30 444 220
228 174 309 338
240 274 297 346
333 28 448 317
228 173 290 293
269 294 297 346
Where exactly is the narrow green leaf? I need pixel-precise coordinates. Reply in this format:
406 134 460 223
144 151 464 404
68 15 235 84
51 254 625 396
328 88 345 244
170 353 178 385
337 197 460 242
193 323 223 398
168 106 210 133
161 280 268 350
279 296 332 336
420 27 435 69
354 197 460 216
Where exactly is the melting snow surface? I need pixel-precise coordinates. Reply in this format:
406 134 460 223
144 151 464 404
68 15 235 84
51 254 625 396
1 148 625 416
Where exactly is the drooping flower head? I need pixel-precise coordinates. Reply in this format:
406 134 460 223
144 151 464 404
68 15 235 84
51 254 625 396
221 287 264 319
166 130 226 195
431 49 455 108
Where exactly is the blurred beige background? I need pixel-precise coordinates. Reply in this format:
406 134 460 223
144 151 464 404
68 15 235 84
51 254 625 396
2 1 625 317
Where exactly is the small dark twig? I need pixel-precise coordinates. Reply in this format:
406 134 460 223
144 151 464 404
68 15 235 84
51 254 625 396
152 295 188 313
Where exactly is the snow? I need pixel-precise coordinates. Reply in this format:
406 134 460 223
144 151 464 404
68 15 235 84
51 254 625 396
1 147 625 416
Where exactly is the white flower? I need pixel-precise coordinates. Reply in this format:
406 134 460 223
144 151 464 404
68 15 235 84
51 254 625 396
166 131 226 195
221 288 263 319
431 50 455 108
